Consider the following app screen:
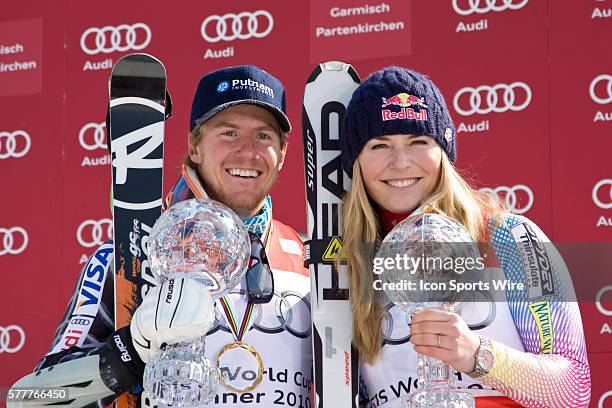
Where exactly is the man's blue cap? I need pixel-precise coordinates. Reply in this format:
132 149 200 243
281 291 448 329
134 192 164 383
189 65 291 133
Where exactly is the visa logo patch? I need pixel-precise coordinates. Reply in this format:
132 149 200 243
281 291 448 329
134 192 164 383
76 242 113 312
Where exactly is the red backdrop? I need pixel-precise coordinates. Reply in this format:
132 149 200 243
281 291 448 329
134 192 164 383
1 1 610 406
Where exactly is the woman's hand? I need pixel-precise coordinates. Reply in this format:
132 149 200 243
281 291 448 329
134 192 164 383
409 309 480 374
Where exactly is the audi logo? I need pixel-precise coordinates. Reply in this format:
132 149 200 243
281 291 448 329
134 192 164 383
79 122 107 151
0 325 25 353
80 23 151 55
201 10 273 43
592 179 612 209
589 74 612 105
454 82 532 116
0 130 31 159
77 219 113 248
596 286 612 317
600 390 612 408
0 227 29 256
452 0 529 15
209 289 310 339
70 318 91 326
479 184 534 214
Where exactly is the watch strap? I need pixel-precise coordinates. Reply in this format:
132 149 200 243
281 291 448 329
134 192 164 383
467 335 492 378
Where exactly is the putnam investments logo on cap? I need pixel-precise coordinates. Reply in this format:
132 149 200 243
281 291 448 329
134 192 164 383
190 65 291 132
381 92 428 122
217 81 230 92
216 78 275 98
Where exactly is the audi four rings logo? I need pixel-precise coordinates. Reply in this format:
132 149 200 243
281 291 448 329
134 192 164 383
201 10 274 43
592 179 612 209
480 185 534 214
600 391 612 408
589 74 612 105
0 227 29 256
0 130 31 159
209 290 311 339
80 23 151 55
452 0 529 15
596 286 612 317
454 82 532 116
77 219 113 248
79 122 107 151
0 325 25 353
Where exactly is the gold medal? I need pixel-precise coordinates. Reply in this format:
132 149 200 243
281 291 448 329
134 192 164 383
216 342 264 393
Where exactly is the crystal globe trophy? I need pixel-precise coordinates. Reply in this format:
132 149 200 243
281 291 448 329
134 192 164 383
376 212 479 408
142 198 251 407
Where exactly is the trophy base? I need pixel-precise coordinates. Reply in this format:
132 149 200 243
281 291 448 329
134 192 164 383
143 345 220 407
407 390 475 408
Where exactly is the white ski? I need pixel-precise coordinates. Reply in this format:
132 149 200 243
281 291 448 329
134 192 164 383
302 61 361 408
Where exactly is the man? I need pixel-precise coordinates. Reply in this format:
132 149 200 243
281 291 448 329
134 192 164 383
10 65 311 408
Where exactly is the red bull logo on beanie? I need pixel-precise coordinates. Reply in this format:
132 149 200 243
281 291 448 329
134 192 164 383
381 108 427 121
381 93 427 108
381 93 428 122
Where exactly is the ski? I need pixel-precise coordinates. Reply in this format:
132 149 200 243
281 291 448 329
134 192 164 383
302 61 361 408
109 53 166 408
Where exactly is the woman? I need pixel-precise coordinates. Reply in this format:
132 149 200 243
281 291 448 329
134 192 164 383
339 67 591 407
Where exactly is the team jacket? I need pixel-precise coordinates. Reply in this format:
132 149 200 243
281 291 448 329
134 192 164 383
359 214 591 408
36 218 311 408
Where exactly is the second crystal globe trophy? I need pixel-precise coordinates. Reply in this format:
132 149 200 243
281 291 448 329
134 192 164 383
376 212 479 408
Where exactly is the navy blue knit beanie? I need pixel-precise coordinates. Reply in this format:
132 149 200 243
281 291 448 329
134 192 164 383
340 66 456 177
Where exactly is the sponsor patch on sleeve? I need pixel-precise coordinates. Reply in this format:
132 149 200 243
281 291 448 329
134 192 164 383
528 301 554 354
279 237 302 256
50 242 113 354
509 222 555 299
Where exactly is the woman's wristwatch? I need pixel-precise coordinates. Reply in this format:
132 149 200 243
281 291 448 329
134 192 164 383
468 335 494 378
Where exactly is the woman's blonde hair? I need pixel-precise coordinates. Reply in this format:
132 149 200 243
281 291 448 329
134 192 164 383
341 152 505 363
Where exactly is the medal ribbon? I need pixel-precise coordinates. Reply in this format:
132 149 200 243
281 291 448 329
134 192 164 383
219 298 254 340
218 223 272 342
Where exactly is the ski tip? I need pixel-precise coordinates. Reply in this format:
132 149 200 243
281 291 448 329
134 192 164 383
115 53 162 65
308 61 361 85
347 66 361 84
111 53 166 77
321 61 349 72
306 65 323 84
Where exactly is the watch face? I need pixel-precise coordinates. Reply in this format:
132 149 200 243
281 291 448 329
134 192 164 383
480 349 494 370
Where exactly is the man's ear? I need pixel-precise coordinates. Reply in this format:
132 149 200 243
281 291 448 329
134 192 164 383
188 140 201 164
278 142 288 171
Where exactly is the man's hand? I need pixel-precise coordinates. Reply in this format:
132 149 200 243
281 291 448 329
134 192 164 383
130 277 215 362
